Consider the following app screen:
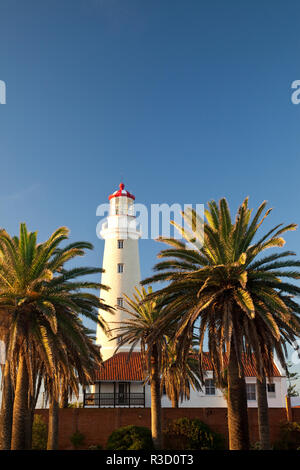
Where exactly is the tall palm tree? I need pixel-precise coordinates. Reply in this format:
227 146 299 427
160 340 201 408
0 223 112 449
142 198 300 449
111 286 167 450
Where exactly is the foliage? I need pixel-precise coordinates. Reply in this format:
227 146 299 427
160 340 202 407
111 286 168 371
163 417 225 450
250 441 262 450
106 425 154 450
70 430 86 449
31 414 48 450
0 223 112 449
286 361 300 397
273 421 300 450
142 198 300 383
288 384 299 398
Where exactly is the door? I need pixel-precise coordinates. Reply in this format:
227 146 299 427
118 382 128 404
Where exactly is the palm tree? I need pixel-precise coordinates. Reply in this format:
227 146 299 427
111 286 167 450
160 340 201 408
142 198 300 449
0 223 112 449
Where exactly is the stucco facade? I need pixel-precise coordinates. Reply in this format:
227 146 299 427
88 372 287 409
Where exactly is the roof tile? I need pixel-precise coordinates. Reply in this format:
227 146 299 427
95 352 282 381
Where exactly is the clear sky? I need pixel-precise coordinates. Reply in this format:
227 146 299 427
1 0 300 390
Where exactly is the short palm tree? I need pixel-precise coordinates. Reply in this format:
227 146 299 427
111 286 167 450
0 223 112 450
142 198 300 449
160 340 202 408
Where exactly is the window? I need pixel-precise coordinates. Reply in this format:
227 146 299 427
118 240 124 249
205 379 215 396
117 297 123 308
117 263 124 273
246 383 256 401
267 383 276 397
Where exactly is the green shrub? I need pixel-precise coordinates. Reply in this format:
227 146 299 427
163 417 225 450
250 441 262 450
273 421 300 450
70 430 85 449
67 402 83 408
106 425 154 450
32 414 48 450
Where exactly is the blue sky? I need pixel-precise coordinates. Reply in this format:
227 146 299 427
1 0 300 387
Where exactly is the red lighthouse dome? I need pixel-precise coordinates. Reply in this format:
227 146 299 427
108 183 135 201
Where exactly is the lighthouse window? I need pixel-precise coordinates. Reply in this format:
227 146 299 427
117 297 123 307
117 263 124 273
118 240 124 249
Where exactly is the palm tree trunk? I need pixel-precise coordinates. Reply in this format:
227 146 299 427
227 343 250 450
171 396 178 408
0 360 13 449
256 377 271 449
11 355 29 450
150 344 162 450
25 370 43 450
47 397 59 450
60 388 69 408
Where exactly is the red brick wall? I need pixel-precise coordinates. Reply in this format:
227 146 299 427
35 407 300 450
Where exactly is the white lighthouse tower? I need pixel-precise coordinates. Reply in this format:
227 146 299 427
96 183 141 360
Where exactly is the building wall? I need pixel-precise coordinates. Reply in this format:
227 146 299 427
91 374 287 409
35 406 298 450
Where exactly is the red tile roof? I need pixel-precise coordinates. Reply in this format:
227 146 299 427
95 352 282 382
198 353 282 378
95 352 144 381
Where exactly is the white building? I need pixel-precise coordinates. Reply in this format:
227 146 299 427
85 183 287 409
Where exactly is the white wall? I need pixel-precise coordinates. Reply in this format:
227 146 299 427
96 211 141 360
91 373 287 409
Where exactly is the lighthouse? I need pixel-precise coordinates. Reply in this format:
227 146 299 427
96 183 141 360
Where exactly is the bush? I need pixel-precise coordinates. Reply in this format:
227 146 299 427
70 430 85 449
67 402 83 408
32 414 48 450
163 417 225 450
106 425 154 450
273 421 300 450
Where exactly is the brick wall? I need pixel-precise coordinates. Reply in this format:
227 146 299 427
35 406 300 449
